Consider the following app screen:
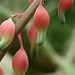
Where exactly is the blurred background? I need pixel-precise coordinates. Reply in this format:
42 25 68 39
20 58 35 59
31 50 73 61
0 0 75 75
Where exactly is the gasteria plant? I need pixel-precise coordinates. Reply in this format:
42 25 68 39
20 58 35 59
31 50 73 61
0 0 74 75
0 18 15 50
58 0 73 24
34 0 49 46
27 22 39 58
0 65 4 75
12 34 28 75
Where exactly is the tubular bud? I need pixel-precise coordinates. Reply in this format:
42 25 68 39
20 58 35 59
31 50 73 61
0 18 15 50
34 0 49 45
27 23 37 44
58 0 73 24
12 48 28 75
12 34 29 75
27 23 39 58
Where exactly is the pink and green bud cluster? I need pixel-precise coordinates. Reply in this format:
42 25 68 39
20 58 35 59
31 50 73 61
0 18 15 50
27 0 49 58
0 65 4 75
58 0 73 24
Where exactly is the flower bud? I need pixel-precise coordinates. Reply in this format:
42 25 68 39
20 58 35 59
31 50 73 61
27 23 39 58
12 48 28 75
58 0 73 24
34 0 49 46
28 0 34 5
0 18 15 50
0 65 4 75
12 34 28 75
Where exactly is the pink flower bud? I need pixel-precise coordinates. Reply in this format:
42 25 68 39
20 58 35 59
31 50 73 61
34 0 49 45
58 0 73 24
0 18 15 50
12 34 28 75
0 65 4 75
27 23 37 44
28 0 34 5
27 23 39 58
12 48 28 75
